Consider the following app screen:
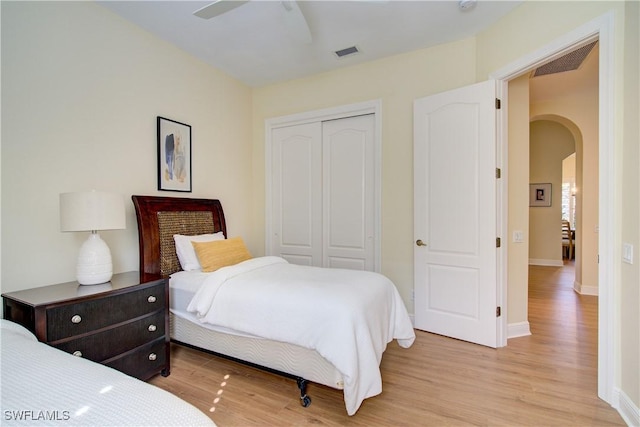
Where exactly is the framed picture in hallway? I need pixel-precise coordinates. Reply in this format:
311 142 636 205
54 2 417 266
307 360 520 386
157 116 192 192
529 183 551 207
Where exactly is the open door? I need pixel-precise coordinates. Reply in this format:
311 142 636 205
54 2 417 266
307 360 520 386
413 80 498 348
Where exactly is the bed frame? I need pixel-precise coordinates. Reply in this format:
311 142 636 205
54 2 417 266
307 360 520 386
132 195 344 407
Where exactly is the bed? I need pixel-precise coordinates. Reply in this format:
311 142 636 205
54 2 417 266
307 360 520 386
132 195 415 416
0 319 215 426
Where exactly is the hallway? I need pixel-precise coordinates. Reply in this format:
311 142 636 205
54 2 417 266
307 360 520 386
527 261 596 358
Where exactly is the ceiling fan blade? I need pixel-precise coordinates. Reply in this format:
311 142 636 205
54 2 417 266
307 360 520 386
194 0 249 19
281 1 312 44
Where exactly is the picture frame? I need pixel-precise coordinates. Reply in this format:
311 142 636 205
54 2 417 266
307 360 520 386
157 116 192 192
529 183 551 207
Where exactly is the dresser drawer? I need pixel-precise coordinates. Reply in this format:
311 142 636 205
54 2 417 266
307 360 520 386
104 338 167 380
52 310 165 362
46 282 165 341
2 273 169 381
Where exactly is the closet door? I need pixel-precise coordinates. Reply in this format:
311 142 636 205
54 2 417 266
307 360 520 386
270 122 322 266
269 114 376 271
322 114 375 270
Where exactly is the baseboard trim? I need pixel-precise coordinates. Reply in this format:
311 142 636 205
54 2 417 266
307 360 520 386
507 321 531 339
614 387 640 427
529 258 564 267
574 281 599 296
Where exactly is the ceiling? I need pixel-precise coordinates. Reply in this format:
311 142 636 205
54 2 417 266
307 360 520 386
97 0 523 88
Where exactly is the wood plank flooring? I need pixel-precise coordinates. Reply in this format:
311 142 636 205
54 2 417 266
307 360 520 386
150 262 625 426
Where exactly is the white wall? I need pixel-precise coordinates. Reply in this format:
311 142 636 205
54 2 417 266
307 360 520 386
1 2 253 294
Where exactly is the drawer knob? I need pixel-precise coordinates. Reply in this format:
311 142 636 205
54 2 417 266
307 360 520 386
71 315 82 324
148 324 157 332
148 353 157 361
72 350 83 357
147 295 157 303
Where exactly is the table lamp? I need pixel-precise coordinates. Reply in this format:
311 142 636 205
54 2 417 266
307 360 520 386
60 191 126 285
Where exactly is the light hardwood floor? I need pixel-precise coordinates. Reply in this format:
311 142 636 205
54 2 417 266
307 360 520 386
150 262 626 426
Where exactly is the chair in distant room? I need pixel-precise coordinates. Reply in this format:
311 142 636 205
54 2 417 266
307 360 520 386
562 219 574 260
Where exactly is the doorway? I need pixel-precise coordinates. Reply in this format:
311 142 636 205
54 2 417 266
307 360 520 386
561 152 577 263
493 11 615 405
529 119 580 268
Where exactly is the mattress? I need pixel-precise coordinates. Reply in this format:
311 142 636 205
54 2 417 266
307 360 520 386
0 320 215 427
169 271 344 390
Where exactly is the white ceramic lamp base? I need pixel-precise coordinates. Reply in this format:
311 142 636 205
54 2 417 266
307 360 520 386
76 232 113 285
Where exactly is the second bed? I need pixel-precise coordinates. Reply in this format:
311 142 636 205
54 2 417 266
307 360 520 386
132 195 414 415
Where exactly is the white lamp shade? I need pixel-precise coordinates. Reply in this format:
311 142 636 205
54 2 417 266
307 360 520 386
60 191 125 285
60 191 125 232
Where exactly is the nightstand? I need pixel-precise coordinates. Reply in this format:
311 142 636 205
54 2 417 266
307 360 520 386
2 271 169 381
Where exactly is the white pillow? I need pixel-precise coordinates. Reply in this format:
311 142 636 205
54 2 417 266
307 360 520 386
173 232 225 271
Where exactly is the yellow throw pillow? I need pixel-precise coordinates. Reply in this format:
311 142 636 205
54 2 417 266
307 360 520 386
192 237 252 272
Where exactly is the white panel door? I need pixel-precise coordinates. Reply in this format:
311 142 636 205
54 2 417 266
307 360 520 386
269 114 376 271
414 80 498 348
271 122 322 266
322 115 375 270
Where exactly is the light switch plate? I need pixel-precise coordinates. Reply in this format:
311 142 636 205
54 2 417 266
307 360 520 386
622 243 634 264
513 230 524 243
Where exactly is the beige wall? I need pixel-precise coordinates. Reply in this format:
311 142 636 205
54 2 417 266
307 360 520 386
620 0 640 408
252 38 478 310
528 120 576 262
562 154 576 188
507 75 530 327
1 2 253 293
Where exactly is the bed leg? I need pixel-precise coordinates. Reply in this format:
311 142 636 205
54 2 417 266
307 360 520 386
296 378 311 408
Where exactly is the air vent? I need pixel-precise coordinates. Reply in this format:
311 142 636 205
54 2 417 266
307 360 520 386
334 45 360 59
533 41 597 77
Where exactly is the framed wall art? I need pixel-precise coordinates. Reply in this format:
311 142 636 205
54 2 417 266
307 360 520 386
529 183 551 207
157 116 192 192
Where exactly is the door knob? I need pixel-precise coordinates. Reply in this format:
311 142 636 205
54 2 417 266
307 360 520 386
416 239 427 247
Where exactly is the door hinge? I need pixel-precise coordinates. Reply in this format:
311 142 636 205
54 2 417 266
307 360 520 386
496 237 501 248
496 306 502 317
496 168 501 179
495 98 501 109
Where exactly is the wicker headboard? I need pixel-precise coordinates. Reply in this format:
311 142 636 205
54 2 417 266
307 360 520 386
132 195 227 277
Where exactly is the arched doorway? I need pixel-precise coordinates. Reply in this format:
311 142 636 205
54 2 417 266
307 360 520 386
529 115 598 296
529 119 577 267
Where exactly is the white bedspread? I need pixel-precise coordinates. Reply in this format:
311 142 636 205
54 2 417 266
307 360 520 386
0 320 215 426
187 256 415 415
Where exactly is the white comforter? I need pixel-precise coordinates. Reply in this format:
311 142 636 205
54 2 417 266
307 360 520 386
0 320 215 426
187 256 415 415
